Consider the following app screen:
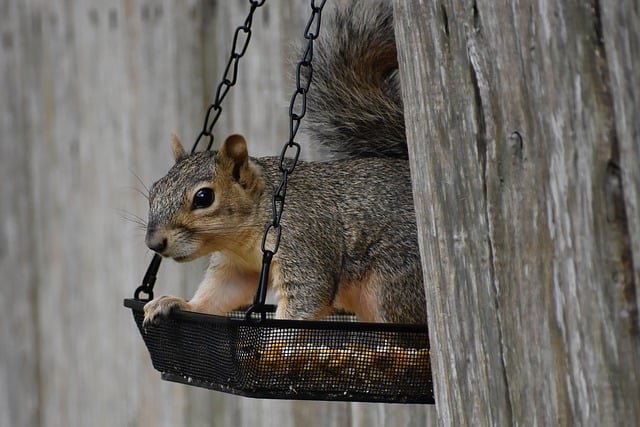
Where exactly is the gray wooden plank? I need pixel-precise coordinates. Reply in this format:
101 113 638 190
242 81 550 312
0 0 40 425
601 0 640 328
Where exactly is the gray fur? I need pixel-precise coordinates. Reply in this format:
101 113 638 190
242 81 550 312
256 157 426 323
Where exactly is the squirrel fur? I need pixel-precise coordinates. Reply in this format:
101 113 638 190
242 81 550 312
143 0 427 325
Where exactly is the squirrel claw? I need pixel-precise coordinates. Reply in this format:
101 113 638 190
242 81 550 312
142 295 189 329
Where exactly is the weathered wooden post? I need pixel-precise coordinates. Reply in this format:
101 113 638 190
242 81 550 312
394 0 640 425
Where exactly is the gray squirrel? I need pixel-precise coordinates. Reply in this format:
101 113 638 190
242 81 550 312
142 0 427 326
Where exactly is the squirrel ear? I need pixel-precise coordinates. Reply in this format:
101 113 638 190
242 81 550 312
219 134 249 166
170 133 187 163
219 134 251 184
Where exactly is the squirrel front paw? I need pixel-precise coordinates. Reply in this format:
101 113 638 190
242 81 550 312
143 295 190 329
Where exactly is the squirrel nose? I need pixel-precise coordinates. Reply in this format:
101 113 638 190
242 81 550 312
146 231 168 254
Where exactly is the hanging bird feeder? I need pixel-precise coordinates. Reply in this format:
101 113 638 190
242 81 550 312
124 0 433 404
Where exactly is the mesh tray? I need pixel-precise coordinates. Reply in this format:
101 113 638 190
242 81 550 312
124 298 433 403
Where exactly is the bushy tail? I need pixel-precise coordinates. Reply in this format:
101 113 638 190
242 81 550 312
304 0 407 159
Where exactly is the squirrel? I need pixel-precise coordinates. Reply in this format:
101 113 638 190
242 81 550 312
142 0 427 326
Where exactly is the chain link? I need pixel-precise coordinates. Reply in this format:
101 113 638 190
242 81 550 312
249 0 326 318
261 0 325 256
191 0 266 153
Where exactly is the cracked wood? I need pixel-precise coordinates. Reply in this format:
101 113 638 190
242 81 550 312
394 0 640 425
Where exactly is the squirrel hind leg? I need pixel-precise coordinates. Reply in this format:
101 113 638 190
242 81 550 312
360 266 427 325
333 271 385 323
270 260 336 321
333 269 427 324
274 295 334 321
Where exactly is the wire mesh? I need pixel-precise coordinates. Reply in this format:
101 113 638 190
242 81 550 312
125 299 433 403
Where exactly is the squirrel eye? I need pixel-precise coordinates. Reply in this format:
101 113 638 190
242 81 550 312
192 188 214 209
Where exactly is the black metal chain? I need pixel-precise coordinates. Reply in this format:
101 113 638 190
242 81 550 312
191 0 266 154
135 253 162 301
136 0 266 301
247 0 327 320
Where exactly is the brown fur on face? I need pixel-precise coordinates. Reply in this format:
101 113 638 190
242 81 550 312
145 134 265 262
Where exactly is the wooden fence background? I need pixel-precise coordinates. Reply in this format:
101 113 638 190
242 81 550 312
0 1 436 426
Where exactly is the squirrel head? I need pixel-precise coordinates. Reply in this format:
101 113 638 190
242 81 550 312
145 133 265 262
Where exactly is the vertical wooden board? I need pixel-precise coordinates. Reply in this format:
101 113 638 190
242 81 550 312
0 1 40 426
107 1 207 425
475 1 640 424
463 2 568 423
600 0 640 324
393 1 509 425
470 0 639 423
19 0 203 425
23 1 84 425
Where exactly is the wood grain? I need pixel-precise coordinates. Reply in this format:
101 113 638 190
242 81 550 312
394 0 640 425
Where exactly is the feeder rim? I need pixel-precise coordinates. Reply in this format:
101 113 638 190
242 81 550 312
124 298 429 334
